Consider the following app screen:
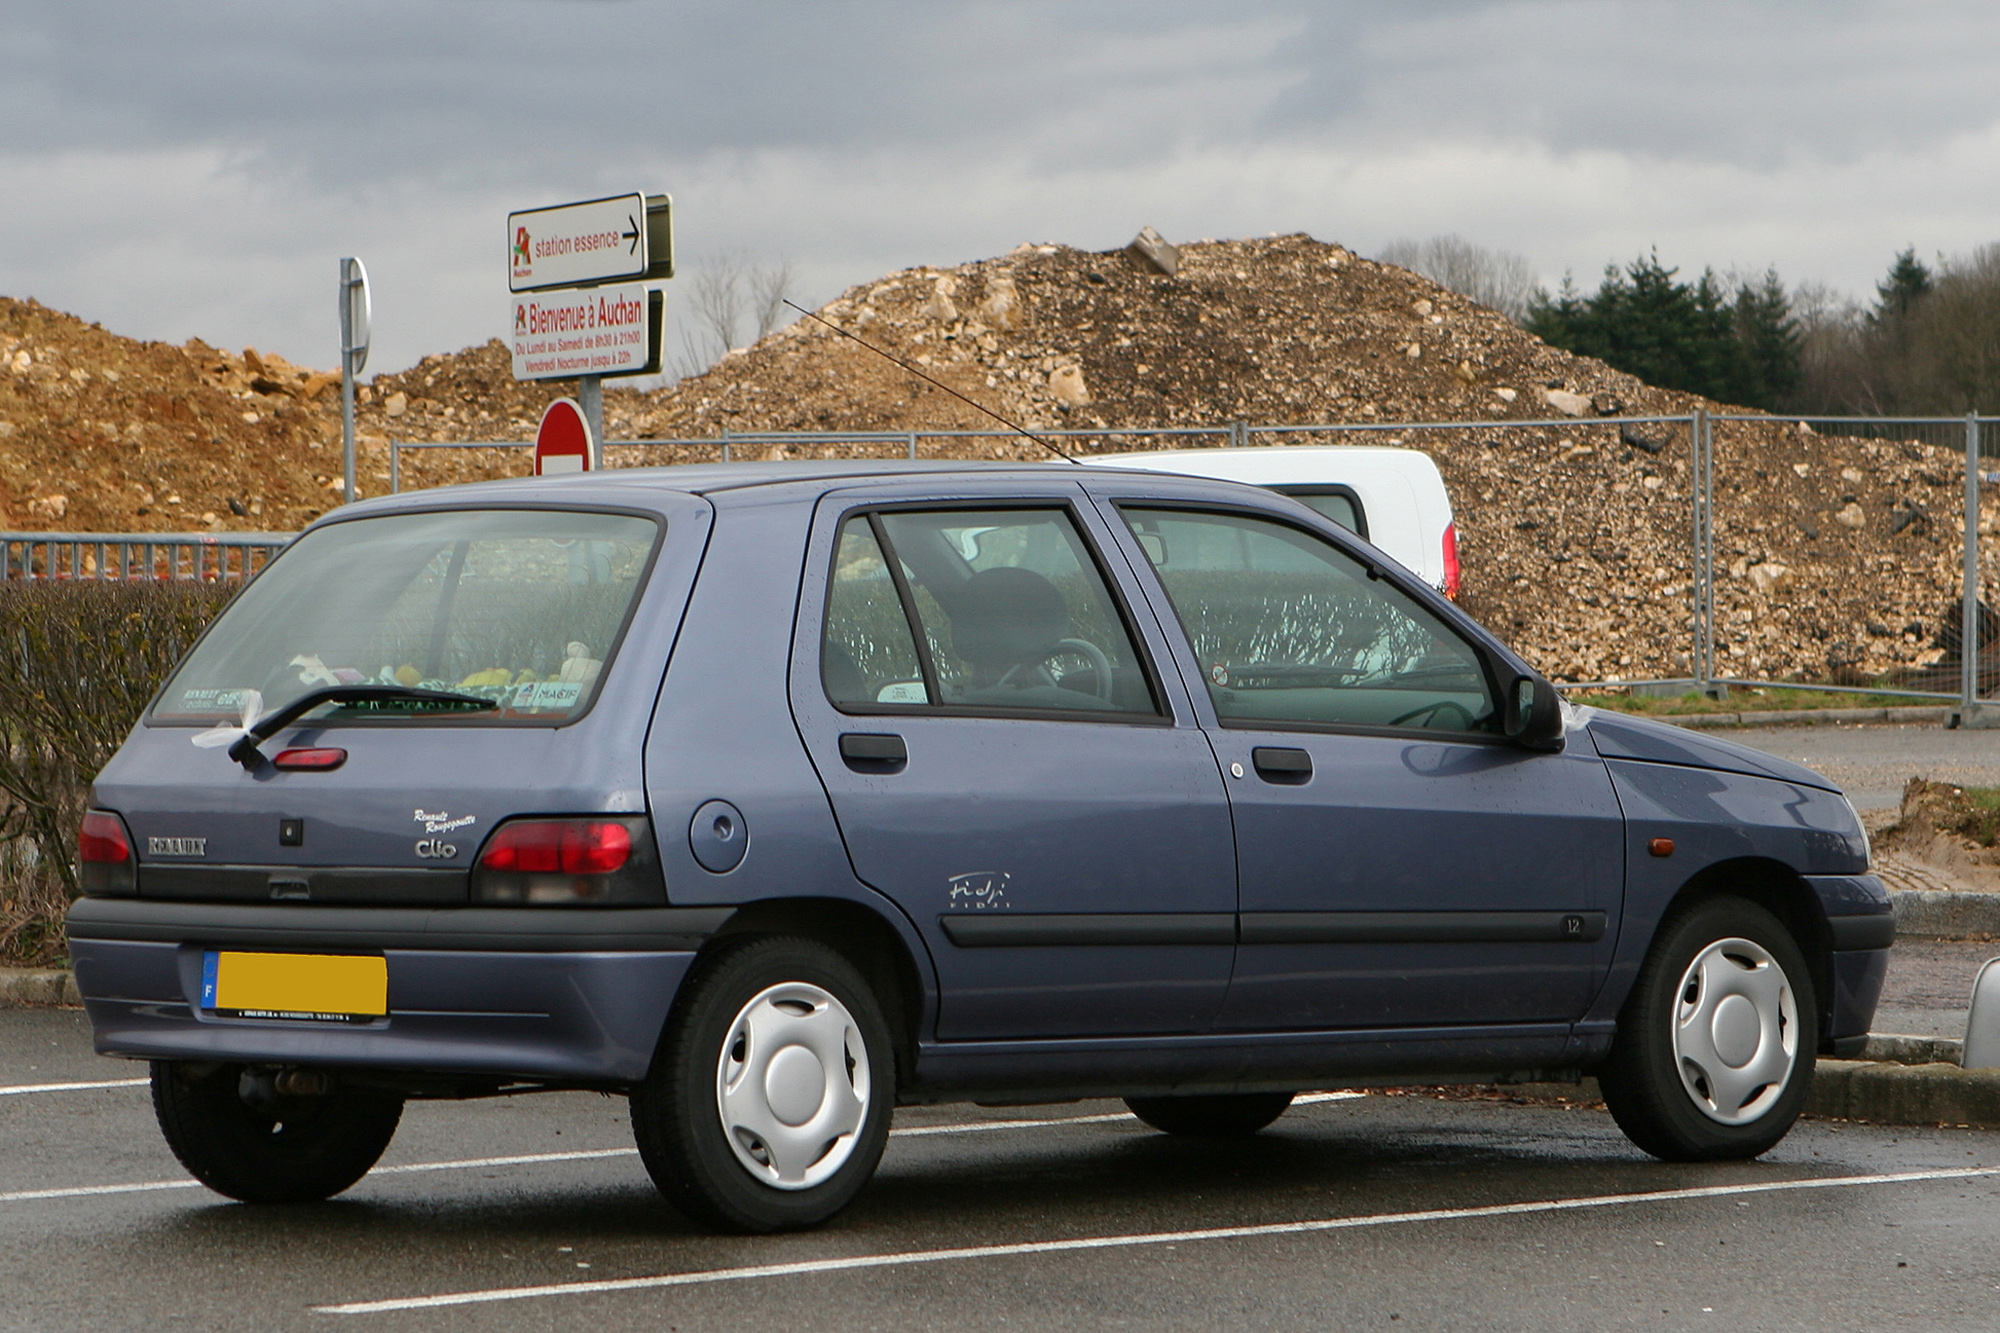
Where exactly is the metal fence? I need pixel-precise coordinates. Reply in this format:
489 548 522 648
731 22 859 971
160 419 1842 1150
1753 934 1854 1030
0 532 292 582
24 412 2000 720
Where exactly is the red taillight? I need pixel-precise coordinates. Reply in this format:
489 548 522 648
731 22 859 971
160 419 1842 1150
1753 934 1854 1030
273 747 347 771
79 810 131 864
1441 521 1462 600
480 820 632 875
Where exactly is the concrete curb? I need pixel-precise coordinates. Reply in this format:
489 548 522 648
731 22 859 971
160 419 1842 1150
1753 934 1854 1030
1616 705 1950 730
1808 1059 2000 1127
1893 889 2000 938
1863 1033 1965 1065
0 968 80 1007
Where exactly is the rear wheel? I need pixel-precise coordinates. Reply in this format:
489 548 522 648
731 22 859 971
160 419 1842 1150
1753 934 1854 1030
630 936 894 1232
1598 897 1816 1161
1124 1091 1296 1137
150 1062 403 1203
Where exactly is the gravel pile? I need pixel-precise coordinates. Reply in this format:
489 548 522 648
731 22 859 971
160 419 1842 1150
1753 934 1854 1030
0 234 1978 683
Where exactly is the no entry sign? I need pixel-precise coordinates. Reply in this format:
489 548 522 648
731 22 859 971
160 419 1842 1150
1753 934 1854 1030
535 398 595 475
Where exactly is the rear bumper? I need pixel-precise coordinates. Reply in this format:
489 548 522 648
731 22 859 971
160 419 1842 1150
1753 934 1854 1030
66 898 731 1085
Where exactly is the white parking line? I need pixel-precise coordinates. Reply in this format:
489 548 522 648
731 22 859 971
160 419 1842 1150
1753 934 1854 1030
4 1095 1319 1206
893 1091 1364 1138
0 1078 149 1097
316 1164 2000 1315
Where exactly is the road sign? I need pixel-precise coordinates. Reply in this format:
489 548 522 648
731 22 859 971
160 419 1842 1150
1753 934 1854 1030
509 193 673 292
339 257 370 506
339 258 370 375
535 398 595 475
510 283 662 381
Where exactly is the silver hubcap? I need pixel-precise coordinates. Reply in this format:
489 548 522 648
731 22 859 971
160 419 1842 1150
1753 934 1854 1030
1671 936 1798 1125
715 982 870 1190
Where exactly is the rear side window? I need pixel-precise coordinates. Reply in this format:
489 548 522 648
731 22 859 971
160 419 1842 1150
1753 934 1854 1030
821 507 1158 716
153 509 660 725
1122 507 1493 735
1275 486 1366 538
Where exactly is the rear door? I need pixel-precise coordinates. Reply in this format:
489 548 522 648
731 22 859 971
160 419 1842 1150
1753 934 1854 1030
789 480 1237 1041
1098 494 1624 1033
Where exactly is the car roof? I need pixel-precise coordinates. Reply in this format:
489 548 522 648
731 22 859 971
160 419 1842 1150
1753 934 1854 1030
329 457 1280 521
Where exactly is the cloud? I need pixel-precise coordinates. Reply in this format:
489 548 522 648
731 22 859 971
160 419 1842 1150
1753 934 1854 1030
3 1 1999 373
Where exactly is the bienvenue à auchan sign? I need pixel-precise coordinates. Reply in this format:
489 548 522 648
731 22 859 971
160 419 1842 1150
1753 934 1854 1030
510 282 661 380
508 193 648 292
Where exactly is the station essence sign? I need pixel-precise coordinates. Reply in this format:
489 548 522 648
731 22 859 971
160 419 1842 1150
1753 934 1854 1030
508 193 672 382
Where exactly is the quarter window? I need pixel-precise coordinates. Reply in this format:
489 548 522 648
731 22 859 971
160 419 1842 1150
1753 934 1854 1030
823 518 929 707
1123 507 1494 733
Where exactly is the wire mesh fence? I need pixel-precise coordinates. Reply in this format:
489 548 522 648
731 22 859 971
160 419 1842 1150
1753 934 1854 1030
31 413 2000 718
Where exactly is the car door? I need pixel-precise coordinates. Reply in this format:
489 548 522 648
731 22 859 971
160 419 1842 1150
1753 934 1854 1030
1101 495 1624 1033
789 482 1237 1041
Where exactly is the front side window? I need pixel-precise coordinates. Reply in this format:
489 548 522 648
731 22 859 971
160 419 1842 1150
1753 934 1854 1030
1123 507 1493 733
153 509 660 725
820 506 1157 716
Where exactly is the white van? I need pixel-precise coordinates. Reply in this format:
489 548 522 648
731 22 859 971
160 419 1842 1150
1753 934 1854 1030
1086 445 1461 598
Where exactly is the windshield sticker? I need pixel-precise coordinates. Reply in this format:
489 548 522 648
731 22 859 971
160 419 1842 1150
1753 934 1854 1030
947 871 1010 910
178 688 254 712
509 680 584 712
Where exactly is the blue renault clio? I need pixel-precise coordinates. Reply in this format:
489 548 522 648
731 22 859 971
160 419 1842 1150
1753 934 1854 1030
67 461 1892 1231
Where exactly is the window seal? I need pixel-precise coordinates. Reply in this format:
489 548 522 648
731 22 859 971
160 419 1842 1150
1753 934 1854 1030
1112 499 1504 738
141 504 668 733
817 497 1171 722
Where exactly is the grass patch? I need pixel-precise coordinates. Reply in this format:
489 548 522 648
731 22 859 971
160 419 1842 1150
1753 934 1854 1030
1568 685 1932 717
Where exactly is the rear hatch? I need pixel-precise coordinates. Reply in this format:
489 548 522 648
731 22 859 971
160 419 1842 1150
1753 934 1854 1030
93 503 684 904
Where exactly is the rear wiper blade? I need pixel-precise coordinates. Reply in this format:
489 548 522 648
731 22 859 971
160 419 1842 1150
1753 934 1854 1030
226 685 498 769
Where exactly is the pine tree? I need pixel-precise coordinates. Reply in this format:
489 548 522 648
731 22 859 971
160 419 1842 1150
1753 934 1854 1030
1873 247 1933 325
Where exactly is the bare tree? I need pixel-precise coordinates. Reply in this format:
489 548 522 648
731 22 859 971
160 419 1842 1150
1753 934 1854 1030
1377 235 1537 323
668 252 801 382
751 259 796 340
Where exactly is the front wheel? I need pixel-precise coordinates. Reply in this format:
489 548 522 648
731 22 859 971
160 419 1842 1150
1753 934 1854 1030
630 936 895 1232
151 1062 403 1203
1124 1091 1296 1137
1598 897 1816 1161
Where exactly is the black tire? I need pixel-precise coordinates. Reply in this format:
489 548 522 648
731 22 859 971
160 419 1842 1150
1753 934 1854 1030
150 1062 403 1203
1598 897 1817 1162
1124 1091 1296 1137
630 935 895 1232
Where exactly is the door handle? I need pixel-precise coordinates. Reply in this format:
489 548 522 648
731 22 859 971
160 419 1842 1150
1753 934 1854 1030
1251 746 1312 781
839 732 908 768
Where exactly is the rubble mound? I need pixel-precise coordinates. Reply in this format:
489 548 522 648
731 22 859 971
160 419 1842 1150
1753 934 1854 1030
0 297 352 531
0 234 1971 684
635 235 1964 684
1874 777 2000 894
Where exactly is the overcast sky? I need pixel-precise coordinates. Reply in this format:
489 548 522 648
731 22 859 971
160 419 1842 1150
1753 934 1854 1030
5 0 2000 375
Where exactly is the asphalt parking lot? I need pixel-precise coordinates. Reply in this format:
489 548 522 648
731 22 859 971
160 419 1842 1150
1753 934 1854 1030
1721 720 2000 813
5 1004 1998 1332
10 721 1997 1330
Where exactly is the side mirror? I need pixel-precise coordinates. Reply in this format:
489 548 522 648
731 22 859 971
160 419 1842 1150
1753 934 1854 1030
1503 673 1565 752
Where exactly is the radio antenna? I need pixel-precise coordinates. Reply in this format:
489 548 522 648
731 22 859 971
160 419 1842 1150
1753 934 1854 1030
783 299 1079 464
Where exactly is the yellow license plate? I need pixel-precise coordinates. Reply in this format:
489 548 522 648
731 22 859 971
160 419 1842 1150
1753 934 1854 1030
201 951 387 1021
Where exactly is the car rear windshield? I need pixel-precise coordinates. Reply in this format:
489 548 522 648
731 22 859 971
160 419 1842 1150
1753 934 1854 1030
151 508 660 726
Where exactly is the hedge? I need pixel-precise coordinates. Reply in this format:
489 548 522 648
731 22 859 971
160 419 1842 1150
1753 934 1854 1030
0 582 233 965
